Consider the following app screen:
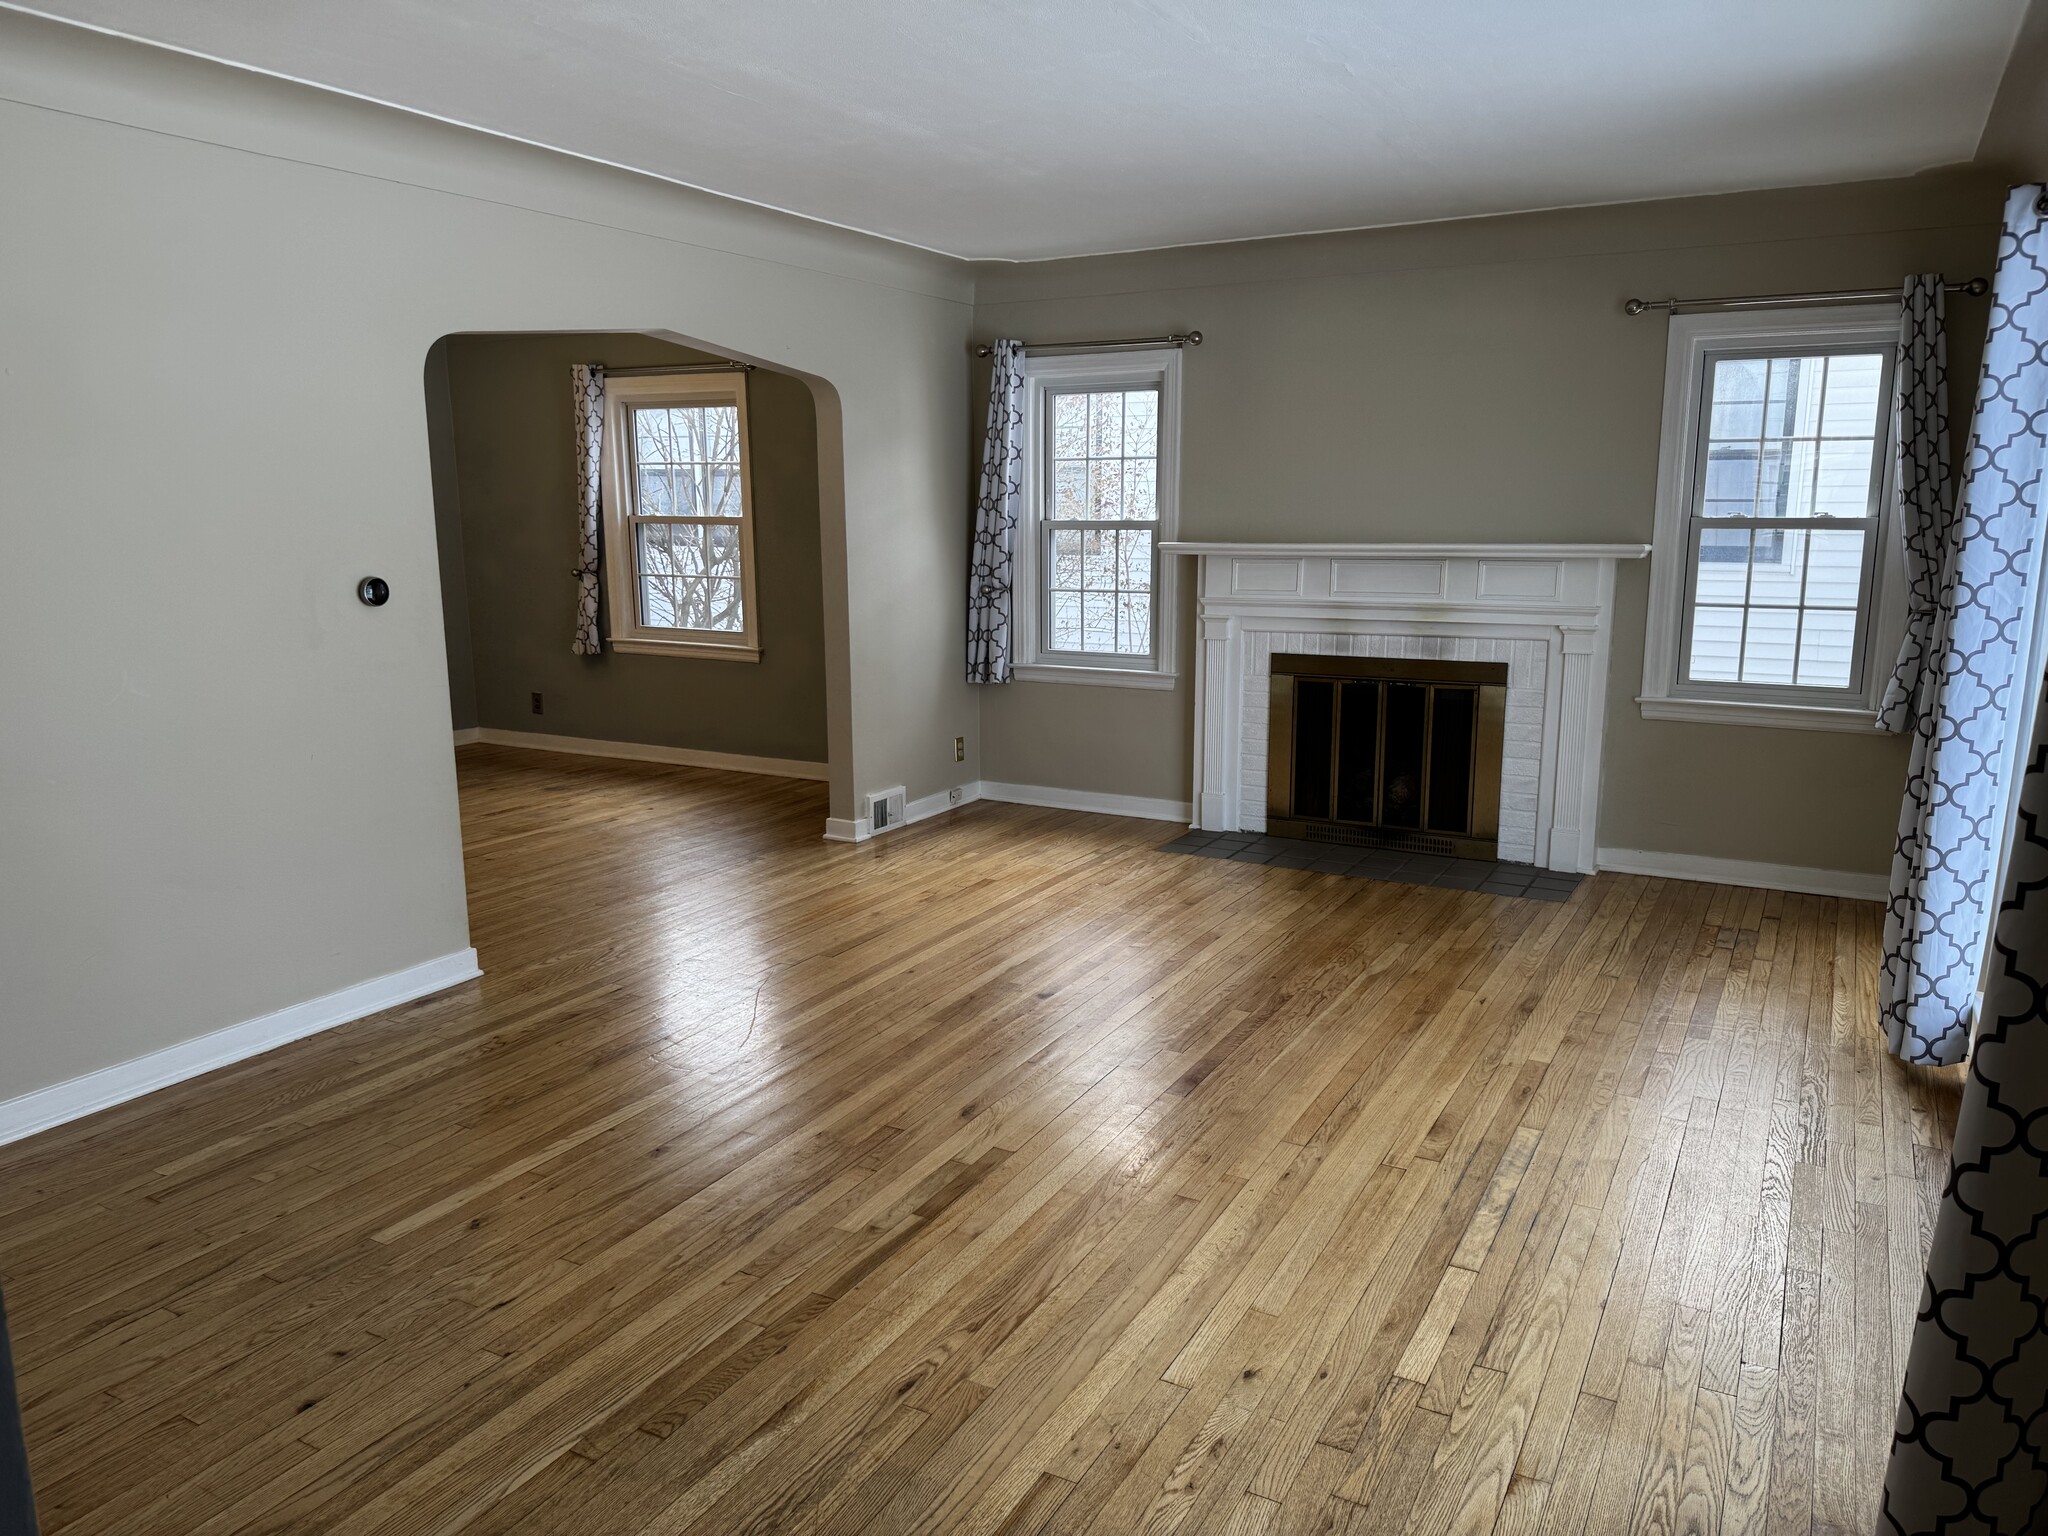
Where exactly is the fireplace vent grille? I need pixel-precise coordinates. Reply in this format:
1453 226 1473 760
1303 822 1458 856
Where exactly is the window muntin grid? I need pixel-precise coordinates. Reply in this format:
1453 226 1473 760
628 403 745 634
1680 348 1892 692
1041 386 1161 658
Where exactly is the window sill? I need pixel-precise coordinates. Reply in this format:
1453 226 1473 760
610 637 761 663
1637 694 1881 733
1012 662 1178 691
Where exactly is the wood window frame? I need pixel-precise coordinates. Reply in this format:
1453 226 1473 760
1011 349 1182 690
1639 305 1905 732
599 371 761 662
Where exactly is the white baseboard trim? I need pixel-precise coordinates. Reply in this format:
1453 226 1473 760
450 726 483 745
821 778 1190 842
1596 847 1887 901
979 781 1193 824
908 782 979 825
0 949 482 1148
458 727 829 781
823 783 979 843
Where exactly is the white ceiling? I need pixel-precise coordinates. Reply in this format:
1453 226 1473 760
17 0 2031 261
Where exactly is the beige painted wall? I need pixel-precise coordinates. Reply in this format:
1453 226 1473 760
1980 0 2048 182
0 14 978 1103
970 171 2006 874
433 333 828 762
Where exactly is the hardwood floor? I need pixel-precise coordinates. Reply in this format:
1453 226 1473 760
0 745 1963 1534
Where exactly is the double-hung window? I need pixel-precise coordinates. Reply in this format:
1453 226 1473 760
1640 306 1904 728
599 371 760 661
1013 350 1181 688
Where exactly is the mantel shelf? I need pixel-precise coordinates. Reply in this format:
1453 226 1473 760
1161 541 1651 560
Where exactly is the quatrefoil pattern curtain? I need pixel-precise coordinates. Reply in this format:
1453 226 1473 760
1882 185 2048 1536
967 341 1024 684
1881 192 2048 1067
1884 677 2048 1533
571 362 605 657
1879 276 1957 732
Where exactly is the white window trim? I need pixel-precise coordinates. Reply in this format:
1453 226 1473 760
599 371 761 662
1011 349 1182 689
1639 304 1906 731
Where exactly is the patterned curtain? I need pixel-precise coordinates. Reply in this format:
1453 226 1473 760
967 341 1024 684
1881 672 2048 1534
1878 276 1956 732
1880 189 2048 1067
571 362 605 656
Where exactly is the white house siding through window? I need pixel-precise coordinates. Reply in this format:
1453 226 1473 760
1686 349 1889 689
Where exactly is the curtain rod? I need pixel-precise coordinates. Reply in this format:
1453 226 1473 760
601 361 754 376
1624 278 1987 317
974 331 1202 358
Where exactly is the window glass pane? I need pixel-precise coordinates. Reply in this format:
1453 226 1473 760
636 522 674 576
1759 438 1820 518
1804 528 1865 607
1703 446 1760 516
1813 439 1876 517
1820 353 1885 437
1709 358 1766 439
706 523 743 578
1695 527 1751 604
1690 606 1745 682
1090 460 1125 520
1050 591 1082 650
641 575 676 628
637 465 674 516
705 579 744 633
1747 528 1805 607
1043 385 1161 657
1741 607 1798 684
1054 395 1088 458
1088 393 1124 456
1045 525 1153 656
1687 348 1885 694
1705 351 1884 519
629 400 749 636
1049 387 1161 524
1082 592 1114 650
1052 528 1082 587
1796 609 1857 687
1117 592 1152 654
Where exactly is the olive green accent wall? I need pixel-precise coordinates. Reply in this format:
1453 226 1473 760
432 332 827 762
969 170 2007 875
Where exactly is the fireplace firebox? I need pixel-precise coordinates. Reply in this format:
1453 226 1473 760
1267 654 1507 859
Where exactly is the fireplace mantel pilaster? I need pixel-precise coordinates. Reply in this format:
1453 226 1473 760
1162 541 1649 873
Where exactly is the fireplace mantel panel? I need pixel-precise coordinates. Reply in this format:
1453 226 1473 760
1164 542 1649 873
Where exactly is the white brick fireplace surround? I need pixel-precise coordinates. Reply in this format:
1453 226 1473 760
1164 543 1650 873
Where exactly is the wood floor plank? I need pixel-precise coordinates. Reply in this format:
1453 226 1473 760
0 747 1966 1535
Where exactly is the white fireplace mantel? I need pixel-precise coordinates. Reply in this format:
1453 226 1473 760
1162 540 1650 873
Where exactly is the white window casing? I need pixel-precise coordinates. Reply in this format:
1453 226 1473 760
1639 304 1906 731
1011 349 1182 689
599 371 762 662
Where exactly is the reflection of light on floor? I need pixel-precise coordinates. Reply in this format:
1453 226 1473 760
650 931 787 1074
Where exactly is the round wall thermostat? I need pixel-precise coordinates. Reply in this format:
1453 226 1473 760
358 576 390 607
